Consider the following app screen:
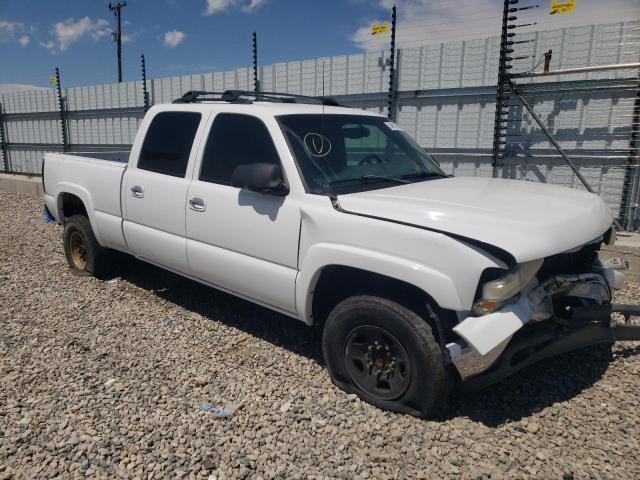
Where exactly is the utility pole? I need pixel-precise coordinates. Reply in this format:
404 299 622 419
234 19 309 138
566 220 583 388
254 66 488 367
109 1 127 83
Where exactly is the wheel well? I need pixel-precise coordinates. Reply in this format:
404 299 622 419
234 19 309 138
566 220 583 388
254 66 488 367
60 193 87 220
311 265 458 343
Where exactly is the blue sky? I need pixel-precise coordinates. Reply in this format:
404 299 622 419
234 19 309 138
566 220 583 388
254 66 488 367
0 0 638 89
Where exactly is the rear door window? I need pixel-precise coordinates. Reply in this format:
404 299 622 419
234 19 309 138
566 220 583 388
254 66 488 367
138 112 201 177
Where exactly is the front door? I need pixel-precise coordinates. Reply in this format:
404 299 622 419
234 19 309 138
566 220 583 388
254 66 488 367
123 110 204 274
185 113 300 314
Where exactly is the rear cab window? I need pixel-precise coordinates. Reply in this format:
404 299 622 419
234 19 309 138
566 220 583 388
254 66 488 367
138 111 202 177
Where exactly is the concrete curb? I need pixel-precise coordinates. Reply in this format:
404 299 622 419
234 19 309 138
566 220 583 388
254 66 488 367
0 173 44 196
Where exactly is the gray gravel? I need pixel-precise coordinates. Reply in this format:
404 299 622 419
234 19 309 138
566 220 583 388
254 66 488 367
1 190 639 480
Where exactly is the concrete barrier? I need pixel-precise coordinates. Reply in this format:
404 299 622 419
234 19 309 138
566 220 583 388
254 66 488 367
0 173 44 196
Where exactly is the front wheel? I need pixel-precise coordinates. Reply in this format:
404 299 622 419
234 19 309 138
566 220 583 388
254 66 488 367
322 295 452 417
63 215 112 277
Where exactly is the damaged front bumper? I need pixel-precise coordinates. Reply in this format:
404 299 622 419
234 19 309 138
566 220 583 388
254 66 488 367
446 268 640 389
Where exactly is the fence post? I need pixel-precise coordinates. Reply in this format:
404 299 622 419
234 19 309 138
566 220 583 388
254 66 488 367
55 67 68 153
253 32 259 93
492 1 540 178
0 102 8 172
387 4 397 120
619 72 640 229
141 54 150 111
491 0 515 178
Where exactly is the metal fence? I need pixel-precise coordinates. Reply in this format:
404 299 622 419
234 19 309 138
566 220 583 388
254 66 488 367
0 19 639 229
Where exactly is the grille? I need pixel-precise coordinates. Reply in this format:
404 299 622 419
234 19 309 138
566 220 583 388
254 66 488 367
537 242 600 280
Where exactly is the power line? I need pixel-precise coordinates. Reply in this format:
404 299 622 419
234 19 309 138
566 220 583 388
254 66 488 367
109 1 127 83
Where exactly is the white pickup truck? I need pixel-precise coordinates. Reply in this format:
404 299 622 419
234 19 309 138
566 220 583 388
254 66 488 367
43 90 640 417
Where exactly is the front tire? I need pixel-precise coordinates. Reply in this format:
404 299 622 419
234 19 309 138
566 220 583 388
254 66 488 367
322 295 452 417
63 215 111 277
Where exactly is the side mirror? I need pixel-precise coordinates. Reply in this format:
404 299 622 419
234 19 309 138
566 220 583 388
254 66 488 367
231 163 289 196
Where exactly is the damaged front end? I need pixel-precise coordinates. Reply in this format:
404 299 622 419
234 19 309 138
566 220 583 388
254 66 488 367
446 239 640 390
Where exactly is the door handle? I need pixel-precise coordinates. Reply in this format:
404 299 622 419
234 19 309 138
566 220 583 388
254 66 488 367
131 185 144 198
188 196 206 212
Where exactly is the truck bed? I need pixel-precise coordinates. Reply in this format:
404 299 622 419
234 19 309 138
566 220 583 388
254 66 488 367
43 152 128 251
71 151 130 163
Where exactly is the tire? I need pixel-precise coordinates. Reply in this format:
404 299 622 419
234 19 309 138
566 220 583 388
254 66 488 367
322 295 452 418
63 215 111 277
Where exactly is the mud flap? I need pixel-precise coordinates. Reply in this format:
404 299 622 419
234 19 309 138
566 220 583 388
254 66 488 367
43 205 55 223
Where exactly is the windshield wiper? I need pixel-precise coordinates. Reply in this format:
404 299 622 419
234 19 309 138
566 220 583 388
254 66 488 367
327 175 410 187
401 171 449 180
360 175 410 184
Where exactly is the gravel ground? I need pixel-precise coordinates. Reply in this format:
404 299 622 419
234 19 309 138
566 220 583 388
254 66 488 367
1 190 639 480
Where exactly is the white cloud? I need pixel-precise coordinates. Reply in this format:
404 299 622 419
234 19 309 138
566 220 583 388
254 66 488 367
0 20 23 42
352 0 499 51
203 0 267 15
204 0 236 15
352 0 640 51
163 30 186 48
0 20 33 46
242 0 267 13
41 17 111 53
40 40 55 51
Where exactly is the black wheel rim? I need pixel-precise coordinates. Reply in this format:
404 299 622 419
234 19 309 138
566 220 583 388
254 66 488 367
344 325 411 400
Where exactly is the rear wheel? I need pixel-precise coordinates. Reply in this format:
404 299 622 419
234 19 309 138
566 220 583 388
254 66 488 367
63 215 111 277
322 295 452 417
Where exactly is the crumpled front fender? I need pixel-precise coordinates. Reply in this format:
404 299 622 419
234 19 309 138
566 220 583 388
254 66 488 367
453 268 624 356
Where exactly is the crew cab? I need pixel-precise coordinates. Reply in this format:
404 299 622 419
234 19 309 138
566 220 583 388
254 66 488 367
42 90 640 417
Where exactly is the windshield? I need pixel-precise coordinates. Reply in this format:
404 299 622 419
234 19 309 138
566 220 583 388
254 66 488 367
277 114 447 194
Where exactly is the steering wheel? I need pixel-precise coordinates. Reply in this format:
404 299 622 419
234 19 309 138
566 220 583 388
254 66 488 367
359 154 384 165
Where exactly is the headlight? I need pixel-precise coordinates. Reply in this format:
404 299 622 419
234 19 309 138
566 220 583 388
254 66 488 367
473 259 543 315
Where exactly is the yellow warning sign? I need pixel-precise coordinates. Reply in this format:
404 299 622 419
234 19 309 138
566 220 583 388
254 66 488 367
49 75 58 85
550 0 576 15
371 21 389 35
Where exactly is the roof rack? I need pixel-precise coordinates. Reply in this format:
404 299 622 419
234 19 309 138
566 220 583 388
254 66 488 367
172 89 343 107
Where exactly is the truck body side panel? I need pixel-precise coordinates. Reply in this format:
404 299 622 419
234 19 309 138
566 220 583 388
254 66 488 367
43 153 128 251
294 196 506 323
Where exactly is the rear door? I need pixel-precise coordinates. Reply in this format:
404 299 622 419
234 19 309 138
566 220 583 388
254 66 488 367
185 112 300 314
123 110 206 273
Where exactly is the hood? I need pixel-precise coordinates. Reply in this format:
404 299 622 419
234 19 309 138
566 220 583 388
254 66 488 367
337 177 613 263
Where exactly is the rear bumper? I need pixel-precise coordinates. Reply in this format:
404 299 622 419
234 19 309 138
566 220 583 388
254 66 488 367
446 269 639 386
